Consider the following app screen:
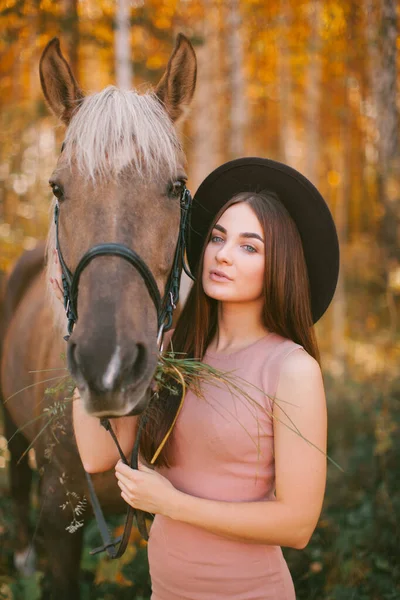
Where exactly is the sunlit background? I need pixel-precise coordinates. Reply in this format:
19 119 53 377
0 1 399 598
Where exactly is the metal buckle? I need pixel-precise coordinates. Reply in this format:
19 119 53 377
180 187 191 210
169 291 176 310
157 323 165 351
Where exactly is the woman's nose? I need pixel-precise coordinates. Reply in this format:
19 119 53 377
216 244 233 264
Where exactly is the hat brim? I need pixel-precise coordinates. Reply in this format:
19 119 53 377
187 157 340 324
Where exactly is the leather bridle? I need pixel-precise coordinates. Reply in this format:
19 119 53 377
54 187 194 342
54 152 194 558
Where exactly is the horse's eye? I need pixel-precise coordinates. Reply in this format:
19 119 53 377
167 180 185 198
50 183 64 200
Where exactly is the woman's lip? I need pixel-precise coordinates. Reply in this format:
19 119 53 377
209 270 232 281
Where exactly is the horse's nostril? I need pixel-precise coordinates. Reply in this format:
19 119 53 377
67 342 78 371
67 339 149 395
133 343 147 380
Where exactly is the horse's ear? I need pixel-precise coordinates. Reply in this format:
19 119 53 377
155 34 197 123
39 38 84 125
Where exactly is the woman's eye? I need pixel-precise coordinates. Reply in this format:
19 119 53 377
211 235 224 243
50 183 64 200
243 244 256 253
167 180 185 198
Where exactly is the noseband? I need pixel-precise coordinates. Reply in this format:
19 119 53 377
54 155 194 558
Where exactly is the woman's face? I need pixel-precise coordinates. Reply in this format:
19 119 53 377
202 202 265 304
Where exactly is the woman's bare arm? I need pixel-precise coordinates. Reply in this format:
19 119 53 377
72 388 137 473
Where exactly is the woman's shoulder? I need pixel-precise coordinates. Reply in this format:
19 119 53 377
276 349 325 415
275 339 322 402
264 332 319 375
259 332 322 401
259 331 304 361
279 345 320 379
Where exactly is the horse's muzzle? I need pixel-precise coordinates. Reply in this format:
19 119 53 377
67 338 155 415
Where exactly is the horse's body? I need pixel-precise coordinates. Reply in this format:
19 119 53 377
2 247 116 596
1 34 196 599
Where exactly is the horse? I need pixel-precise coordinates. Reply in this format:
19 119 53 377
0 33 196 599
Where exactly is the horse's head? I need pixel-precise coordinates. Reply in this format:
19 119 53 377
40 36 196 417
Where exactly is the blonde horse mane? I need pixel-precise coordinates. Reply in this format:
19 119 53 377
61 86 182 183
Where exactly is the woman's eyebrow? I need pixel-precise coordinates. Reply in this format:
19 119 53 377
241 232 264 243
213 224 264 243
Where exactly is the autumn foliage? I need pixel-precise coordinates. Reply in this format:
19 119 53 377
0 0 399 598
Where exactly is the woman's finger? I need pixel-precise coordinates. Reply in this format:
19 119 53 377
121 491 133 507
117 479 131 496
115 470 136 488
115 460 137 477
115 474 133 487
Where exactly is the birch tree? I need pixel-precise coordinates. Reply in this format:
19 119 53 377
277 0 295 165
225 0 247 158
115 0 133 90
365 0 399 327
62 0 80 77
190 0 222 190
304 0 323 185
378 0 399 263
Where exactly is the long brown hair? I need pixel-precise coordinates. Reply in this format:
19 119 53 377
140 191 320 467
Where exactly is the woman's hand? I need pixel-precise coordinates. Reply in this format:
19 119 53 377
49 248 64 303
115 460 179 517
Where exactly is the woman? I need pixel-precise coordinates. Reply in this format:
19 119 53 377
50 157 339 599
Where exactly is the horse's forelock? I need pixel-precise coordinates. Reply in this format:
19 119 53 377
62 86 182 183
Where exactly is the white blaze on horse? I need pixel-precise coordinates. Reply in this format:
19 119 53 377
0 34 196 599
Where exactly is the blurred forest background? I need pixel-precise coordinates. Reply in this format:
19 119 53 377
0 0 399 599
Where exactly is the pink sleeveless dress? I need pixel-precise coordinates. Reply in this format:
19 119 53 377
148 332 304 600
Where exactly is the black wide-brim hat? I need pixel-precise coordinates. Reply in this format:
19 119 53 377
187 157 340 324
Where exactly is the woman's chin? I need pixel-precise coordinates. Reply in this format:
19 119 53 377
203 281 229 299
204 284 263 304
204 287 239 303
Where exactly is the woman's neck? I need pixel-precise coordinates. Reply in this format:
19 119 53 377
208 300 269 354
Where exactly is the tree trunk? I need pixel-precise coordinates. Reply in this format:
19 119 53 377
331 114 351 377
277 0 295 164
365 0 399 329
378 0 399 262
304 0 323 185
62 0 80 77
114 0 133 90
225 0 247 158
190 1 222 190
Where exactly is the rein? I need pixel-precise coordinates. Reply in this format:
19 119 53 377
54 160 194 558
